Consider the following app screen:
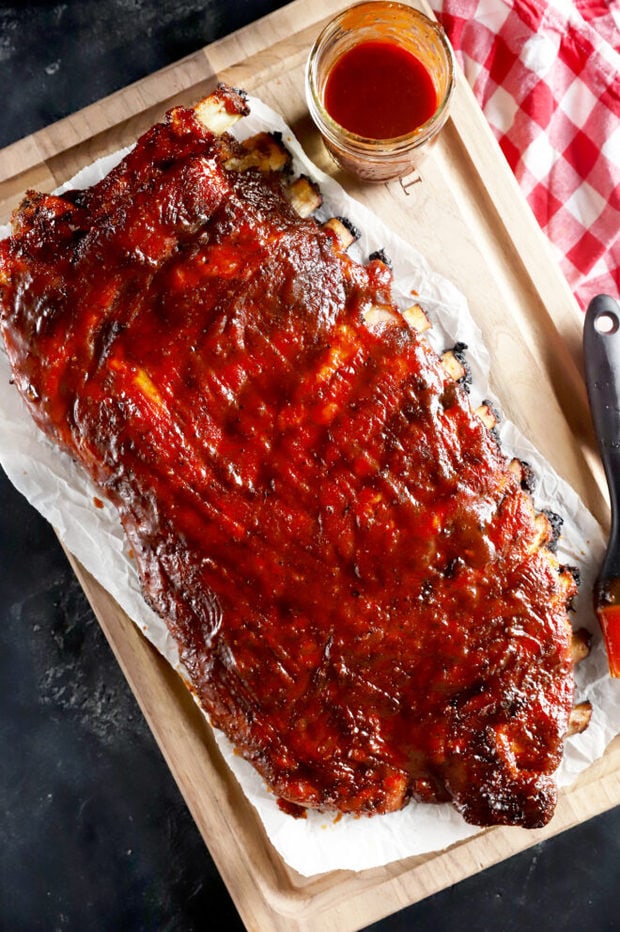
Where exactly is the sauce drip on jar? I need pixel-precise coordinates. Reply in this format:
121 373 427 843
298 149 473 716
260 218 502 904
323 40 437 139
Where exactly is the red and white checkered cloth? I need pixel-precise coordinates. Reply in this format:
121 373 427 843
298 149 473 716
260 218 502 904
429 0 620 311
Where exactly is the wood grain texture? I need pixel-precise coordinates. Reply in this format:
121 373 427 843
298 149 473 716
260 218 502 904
1 1 617 929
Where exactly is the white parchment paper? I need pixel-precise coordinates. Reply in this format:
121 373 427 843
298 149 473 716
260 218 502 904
0 96 616 876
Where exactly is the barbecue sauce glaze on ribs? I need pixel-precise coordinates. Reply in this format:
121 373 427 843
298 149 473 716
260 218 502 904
0 87 578 828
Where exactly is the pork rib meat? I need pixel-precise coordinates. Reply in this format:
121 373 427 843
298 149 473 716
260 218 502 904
0 86 580 828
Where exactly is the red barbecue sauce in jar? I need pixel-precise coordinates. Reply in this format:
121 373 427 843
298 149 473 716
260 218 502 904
306 3 455 181
323 40 438 139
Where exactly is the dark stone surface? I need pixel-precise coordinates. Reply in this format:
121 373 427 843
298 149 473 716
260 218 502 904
0 1 281 148
0 2 618 929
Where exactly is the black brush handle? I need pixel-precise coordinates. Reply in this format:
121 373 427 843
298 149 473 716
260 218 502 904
584 294 620 586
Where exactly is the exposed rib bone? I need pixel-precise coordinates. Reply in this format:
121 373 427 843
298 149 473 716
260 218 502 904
566 701 592 736
322 216 359 250
224 131 292 173
475 401 498 431
441 348 467 383
571 628 592 664
194 84 249 134
403 303 431 333
286 175 322 217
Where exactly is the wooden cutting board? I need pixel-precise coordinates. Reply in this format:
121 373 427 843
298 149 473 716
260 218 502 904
1 1 619 929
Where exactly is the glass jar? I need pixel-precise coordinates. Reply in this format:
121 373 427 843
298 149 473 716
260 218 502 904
305 2 455 182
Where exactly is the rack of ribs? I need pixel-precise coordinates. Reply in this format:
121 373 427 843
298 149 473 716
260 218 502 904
0 84 590 828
